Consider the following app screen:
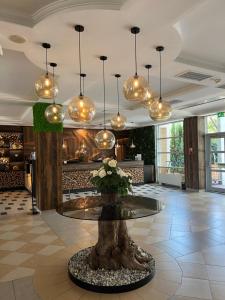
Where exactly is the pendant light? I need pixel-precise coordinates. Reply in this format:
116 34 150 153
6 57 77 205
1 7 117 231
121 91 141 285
130 139 136 149
123 27 149 101
95 56 115 150
149 46 172 121
115 140 120 148
111 74 127 130
68 25 96 123
142 64 155 109
45 63 65 124
35 43 58 99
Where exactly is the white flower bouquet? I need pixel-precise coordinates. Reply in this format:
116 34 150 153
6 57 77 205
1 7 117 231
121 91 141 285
90 158 132 196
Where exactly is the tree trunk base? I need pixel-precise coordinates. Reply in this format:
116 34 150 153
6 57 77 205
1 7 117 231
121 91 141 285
88 219 151 271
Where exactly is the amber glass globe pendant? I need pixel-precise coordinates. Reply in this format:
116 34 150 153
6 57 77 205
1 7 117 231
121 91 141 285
35 43 58 99
95 56 115 150
123 27 149 102
111 74 126 130
68 25 96 123
149 46 172 121
45 63 65 124
142 64 155 109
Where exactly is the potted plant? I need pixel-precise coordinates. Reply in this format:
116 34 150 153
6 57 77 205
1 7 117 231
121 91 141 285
90 158 132 202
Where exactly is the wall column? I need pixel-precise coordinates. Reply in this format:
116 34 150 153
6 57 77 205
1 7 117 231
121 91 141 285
35 132 62 210
184 116 205 190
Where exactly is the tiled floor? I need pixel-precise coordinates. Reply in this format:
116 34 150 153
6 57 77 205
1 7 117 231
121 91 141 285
0 190 33 216
0 184 225 299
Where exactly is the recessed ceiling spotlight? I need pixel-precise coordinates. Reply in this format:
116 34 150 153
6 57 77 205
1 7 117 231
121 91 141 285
9 35 26 44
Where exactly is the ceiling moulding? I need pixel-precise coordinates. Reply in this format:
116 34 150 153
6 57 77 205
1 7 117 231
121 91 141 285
32 0 126 25
0 8 32 27
175 52 225 74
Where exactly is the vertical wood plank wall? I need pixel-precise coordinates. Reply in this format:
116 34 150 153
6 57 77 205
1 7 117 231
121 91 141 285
35 132 62 210
184 116 205 190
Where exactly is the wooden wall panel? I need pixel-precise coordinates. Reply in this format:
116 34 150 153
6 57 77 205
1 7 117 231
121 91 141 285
184 117 205 190
35 132 62 210
23 126 35 159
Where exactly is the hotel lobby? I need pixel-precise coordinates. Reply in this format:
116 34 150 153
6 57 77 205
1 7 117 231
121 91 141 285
0 0 225 299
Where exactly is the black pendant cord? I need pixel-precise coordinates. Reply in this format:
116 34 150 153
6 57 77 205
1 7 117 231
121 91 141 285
159 50 162 102
134 33 137 76
82 75 85 95
103 60 106 129
50 62 57 104
78 30 82 97
45 48 48 75
52 66 55 104
117 77 120 115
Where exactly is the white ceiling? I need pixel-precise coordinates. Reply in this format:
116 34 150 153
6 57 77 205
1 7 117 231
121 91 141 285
0 0 225 128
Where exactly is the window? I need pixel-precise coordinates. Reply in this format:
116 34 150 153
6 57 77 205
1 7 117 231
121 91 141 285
206 114 225 133
156 121 184 175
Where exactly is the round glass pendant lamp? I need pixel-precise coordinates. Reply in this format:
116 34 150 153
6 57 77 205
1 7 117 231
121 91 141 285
45 63 65 124
35 43 59 99
149 46 172 121
123 27 149 101
111 74 126 130
95 56 115 150
142 65 155 109
67 25 96 123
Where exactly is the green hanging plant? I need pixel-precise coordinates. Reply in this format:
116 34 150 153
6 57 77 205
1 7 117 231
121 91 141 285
33 103 63 132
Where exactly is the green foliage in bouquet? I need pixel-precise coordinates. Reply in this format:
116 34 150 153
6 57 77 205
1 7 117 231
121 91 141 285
90 158 133 196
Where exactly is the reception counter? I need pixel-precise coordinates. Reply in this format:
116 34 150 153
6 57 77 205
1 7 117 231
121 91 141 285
62 161 144 192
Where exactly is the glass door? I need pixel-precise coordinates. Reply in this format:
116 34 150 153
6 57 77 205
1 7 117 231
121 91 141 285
206 134 225 193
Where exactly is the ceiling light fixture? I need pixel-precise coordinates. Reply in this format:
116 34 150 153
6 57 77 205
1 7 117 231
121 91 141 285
149 46 172 121
111 74 127 130
130 139 136 149
68 25 96 123
123 26 149 102
95 56 115 150
142 64 155 109
35 43 58 99
45 63 65 124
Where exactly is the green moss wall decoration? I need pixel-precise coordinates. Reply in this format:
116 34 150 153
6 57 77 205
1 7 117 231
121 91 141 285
33 103 63 132
128 126 155 165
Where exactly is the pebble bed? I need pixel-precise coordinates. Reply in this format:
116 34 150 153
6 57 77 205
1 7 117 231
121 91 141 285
68 247 155 287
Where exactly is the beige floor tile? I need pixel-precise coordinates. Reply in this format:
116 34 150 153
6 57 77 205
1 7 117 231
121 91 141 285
28 226 50 234
31 234 58 244
38 245 65 256
0 231 22 240
179 262 208 279
119 291 142 300
0 263 14 279
0 224 19 231
0 252 33 266
177 252 205 264
210 281 225 300
0 241 26 251
175 278 212 299
79 292 101 300
19 242 45 254
0 281 15 300
206 265 225 282
54 287 85 300
0 267 35 282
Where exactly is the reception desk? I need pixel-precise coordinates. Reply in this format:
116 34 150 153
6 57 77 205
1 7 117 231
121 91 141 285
62 161 144 192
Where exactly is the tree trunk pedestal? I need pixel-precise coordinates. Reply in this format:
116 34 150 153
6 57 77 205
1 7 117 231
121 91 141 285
68 218 155 293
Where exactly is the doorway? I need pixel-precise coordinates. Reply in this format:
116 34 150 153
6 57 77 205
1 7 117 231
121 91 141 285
205 133 225 193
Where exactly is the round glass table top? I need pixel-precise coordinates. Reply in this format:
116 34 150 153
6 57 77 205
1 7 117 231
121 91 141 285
57 194 164 221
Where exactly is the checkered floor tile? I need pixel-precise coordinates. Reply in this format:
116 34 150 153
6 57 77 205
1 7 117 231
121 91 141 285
0 190 33 216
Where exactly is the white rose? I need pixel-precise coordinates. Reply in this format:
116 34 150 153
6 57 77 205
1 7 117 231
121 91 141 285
129 179 132 183
99 169 106 178
107 171 112 175
103 158 110 164
92 170 98 177
108 159 117 168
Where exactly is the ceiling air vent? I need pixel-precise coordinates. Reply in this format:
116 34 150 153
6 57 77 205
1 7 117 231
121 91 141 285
176 71 213 81
217 83 225 89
